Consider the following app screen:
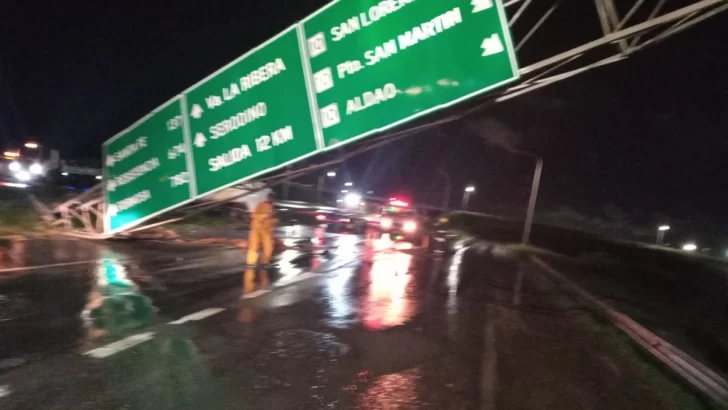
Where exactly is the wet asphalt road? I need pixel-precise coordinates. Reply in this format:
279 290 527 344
0 231 708 409
0 229 485 409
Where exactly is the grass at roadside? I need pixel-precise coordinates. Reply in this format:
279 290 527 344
571 307 725 410
0 199 44 235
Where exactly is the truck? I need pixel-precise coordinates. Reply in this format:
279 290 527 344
0 142 60 188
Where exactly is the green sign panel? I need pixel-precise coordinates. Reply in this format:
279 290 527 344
301 0 518 148
103 97 195 233
183 26 322 197
102 1 519 233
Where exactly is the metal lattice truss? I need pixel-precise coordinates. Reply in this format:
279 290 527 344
39 0 728 238
497 0 728 102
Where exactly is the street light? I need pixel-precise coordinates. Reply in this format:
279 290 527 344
682 243 697 252
327 171 336 177
462 186 475 209
656 225 670 245
344 182 353 187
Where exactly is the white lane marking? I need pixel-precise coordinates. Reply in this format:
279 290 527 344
84 332 155 359
168 308 225 325
274 272 318 288
241 289 271 299
0 385 10 398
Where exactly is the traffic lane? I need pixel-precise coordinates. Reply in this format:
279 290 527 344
0 240 482 409
0 229 359 363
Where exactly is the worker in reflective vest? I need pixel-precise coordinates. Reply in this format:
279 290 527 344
243 192 277 295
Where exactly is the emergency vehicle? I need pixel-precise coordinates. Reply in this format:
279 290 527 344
370 198 427 243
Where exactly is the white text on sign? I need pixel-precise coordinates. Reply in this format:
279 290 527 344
201 59 287 111
208 126 295 172
330 0 416 42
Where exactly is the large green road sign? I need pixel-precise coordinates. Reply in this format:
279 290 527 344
103 97 195 233
301 0 518 149
184 26 322 198
102 1 519 233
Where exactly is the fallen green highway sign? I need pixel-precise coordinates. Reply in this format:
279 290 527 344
101 1 519 233
301 0 519 149
103 96 195 233
184 26 322 198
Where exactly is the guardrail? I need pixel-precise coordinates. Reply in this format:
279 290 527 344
531 256 728 407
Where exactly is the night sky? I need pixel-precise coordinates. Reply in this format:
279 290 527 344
1 0 727 246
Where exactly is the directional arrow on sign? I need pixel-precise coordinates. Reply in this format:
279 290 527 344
194 132 207 148
106 156 115 167
472 0 493 13
481 33 504 57
190 104 204 119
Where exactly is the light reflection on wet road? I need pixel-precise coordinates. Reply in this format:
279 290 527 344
0 232 707 409
0 229 478 409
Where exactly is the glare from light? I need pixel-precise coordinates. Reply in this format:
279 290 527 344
61 172 69 176
465 186 475 193
327 171 336 177
682 243 697 252
3 151 19 158
403 220 417 233
0 182 28 189
336 199 344 203
380 217 393 229
390 199 409 207
8 161 21 172
15 171 31 182
344 193 361 207
344 182 353 187
341 189 348 193
658 225 671 231
29 163 43 175
367 191 374 194
96 175 102 180
316 214 328 221
24 142 39 149
389 197 397 201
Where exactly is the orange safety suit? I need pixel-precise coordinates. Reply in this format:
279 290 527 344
244 200 277 293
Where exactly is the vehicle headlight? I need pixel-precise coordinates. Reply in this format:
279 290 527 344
15 171 31 182
380 218 393 229
8 161 21 172
403 221 417 233
29 163 43 175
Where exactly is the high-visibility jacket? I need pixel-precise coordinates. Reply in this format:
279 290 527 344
251 201 277 232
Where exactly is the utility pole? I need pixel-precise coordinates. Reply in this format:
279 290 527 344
521 155 543 245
